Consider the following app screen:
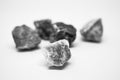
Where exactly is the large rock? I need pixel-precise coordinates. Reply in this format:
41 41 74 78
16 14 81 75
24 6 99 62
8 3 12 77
43 39 71 67
80 18 103 42
50 22 76 46
34 19 55 40
12 25 41 50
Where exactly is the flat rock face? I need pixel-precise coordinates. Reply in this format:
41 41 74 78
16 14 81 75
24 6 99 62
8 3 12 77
50 22 76 46
80 18 103 42
43 39 71 67
12 25 41 50
34 19 55 40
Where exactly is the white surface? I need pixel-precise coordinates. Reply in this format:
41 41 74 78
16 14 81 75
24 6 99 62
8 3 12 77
0 0 120 80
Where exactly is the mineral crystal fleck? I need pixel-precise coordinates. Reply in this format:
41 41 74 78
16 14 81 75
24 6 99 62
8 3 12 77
43 39 71 67
80 18 103 42
12 25 41 50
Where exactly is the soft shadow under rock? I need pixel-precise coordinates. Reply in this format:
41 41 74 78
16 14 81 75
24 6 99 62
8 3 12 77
81 38 102 44
48 62 70 70
17 46 40 52
70 42 78 48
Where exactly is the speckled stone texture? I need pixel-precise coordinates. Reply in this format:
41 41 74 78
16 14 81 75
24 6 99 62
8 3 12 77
12 25 41 50
43 39 71 67
50 22 76 46
34 19 55 40
80 18 103 42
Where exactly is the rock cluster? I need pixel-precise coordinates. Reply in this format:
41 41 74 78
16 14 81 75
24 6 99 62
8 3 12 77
34 19 76 46
12 18 104 68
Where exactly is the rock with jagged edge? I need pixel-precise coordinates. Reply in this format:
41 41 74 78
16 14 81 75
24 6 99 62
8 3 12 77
12 25 41 50
43 39 71 67
34 19 55 40
80 18 103 42
50 22 76 46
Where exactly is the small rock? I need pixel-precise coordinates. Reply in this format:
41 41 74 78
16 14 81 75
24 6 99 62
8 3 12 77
34 19 55 40
12 25 41 50
80 18 103 42
50 22 76 46
43 39 71 67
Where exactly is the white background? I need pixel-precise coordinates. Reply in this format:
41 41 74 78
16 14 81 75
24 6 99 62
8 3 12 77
0 0 120 80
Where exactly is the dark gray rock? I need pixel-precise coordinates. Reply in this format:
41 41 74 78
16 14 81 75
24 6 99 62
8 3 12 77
12 25 41 50
80 18 103 42
50 22 76 46
34 19 55 40
43 39 71 67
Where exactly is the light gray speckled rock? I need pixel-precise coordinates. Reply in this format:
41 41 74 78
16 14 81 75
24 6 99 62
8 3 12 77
43 39 71 67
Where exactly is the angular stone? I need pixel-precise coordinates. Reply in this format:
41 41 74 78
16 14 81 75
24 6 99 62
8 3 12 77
50 22 76 46
34 19 55 40
12 25 41 50
80 18 103 42
43 39 71 67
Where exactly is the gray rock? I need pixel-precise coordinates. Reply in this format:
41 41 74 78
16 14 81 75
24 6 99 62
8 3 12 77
80 18 103 42
12 25 41 50
34 19 55 40
50 22 76 46
43 39 71 67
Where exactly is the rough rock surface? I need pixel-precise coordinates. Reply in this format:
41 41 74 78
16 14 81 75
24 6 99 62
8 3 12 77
80 18 103 42
43 39 71 67
34 19 55 40
12 25 41 50
50 22 76 46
